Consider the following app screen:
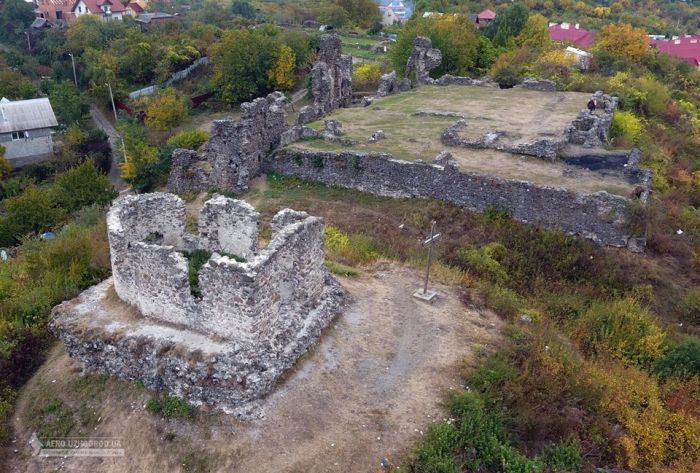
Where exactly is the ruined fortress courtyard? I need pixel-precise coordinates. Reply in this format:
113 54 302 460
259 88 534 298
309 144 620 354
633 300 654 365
295 85 636 196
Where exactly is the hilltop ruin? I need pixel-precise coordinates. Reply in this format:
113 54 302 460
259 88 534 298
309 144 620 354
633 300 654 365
51 193 345 413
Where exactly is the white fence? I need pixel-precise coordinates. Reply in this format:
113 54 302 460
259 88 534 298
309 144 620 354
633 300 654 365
128 57 212 100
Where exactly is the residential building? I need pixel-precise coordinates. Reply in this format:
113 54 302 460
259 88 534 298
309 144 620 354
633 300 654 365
125 2 143 16
0 98 58 166
649 36 700 71
381 6 400 26
72 0 125 21
378 0 409 23
35 0 77 21
477 9 496 28
549 22 597 48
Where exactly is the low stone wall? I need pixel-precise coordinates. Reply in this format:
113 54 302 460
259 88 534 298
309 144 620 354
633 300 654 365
267 149 640 248
441 120 566 160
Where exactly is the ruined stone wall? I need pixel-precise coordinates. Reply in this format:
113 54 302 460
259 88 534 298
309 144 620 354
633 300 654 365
296 34 353 125
267 149 639 248
168 92 289 194
107 193 330 343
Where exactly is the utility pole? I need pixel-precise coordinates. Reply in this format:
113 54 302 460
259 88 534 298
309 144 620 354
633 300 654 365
24 32 31 51
69 53 77 87
105 83 118 122
413 220 441 302
105 83 128 164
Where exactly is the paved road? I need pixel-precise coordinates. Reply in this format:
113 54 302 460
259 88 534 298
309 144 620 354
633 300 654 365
90 104 127 190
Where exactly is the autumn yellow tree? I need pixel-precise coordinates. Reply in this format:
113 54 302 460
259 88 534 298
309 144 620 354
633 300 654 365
268 44 296 91
595 22 649 61
144 88 189 133
515 14 551 51
0 145 11 179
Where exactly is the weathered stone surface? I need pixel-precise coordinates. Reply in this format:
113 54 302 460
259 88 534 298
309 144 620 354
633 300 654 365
53 193 345 413
324 119 343 136
168 92 289 193
50 273 344 414
362 96 374 107
435 74 498 88
279 125 321 147
413 110 465 118
106 193 340 342
433 150 453 165
268 149 640 249
369 130 387 142
521 77 557 92
377 70 398 97
441 120 567 160
312 34 353 115
397 77 413 92
405 36 442 86
565 109 614 148
592 90 619 113
295 105 318 126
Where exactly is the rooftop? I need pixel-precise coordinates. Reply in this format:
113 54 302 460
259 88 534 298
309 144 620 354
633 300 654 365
0 98 58 134
549 22 597 48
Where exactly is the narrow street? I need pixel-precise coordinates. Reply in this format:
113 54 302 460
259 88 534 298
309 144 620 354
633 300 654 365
89 104 127 190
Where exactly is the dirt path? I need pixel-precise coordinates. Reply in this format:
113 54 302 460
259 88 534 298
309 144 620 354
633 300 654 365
89 105 127 191
8 263 502 473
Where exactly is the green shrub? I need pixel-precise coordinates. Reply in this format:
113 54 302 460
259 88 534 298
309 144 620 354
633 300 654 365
181 249 245 298
677 288 700 325
542 436 583 472
654 338 700 381
167 129 210 151
610 110 643 145
145 394 196 419
480 283 523 320
456 243 509 284
571 298 666 368
413 421 461 473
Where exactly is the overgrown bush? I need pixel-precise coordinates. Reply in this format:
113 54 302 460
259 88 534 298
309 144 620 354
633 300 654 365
145 394 196 419
166 129 210 151
654 338 700 381
610 110 643 145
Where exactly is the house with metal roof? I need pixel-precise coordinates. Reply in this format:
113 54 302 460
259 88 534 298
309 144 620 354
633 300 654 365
0 98 58 166
649 36 700 71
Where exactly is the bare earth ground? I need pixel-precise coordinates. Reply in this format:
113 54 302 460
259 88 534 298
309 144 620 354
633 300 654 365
294 86 634 196
8 263 502 473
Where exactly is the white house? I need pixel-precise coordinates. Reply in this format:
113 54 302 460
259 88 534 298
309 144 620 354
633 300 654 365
565 46 592 70
0 98 58 166
382 6 400 26
72 0 125 21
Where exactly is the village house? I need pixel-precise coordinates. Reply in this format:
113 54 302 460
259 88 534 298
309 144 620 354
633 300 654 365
0 98 58 166
476 9 496 29
35 0 76 21
549 22 597 48
72 0 125 21
649 36 700 71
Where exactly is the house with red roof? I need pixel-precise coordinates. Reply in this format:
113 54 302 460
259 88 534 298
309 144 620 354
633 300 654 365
549 22 597 49
72 0 125 20
649 36 700 71
477 9 496 29
125 2 143 17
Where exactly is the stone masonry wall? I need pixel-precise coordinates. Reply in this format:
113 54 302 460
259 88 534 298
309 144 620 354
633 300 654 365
168 92 289 194
267 149 638 248
107 193 330 343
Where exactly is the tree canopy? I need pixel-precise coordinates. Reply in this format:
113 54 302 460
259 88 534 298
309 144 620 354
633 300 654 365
390 15 479 79
144 88 189 132
595 22 650 61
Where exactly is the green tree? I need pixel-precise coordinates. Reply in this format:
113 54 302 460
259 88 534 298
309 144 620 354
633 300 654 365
493 19 517 50
48 81 90 125
390 15 479 78
475 35 499 71
211 29 278 103
268 44 297 91
318 4 350 28
231 0 256 18
2 0 36 31
144 88 189 132
515 14 551 51
0 71 26 100
117 42 156 84
65 16 107 55
354 0 381 27
4 186 66 240
51 159 118 212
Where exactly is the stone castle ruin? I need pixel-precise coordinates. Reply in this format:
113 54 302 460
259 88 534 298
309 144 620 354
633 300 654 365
165 34 649 250
51 193 344 412
296 34 353 125
168 91 289 194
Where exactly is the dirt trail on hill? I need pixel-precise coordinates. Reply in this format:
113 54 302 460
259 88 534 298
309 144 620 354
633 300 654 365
8 263 502 473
